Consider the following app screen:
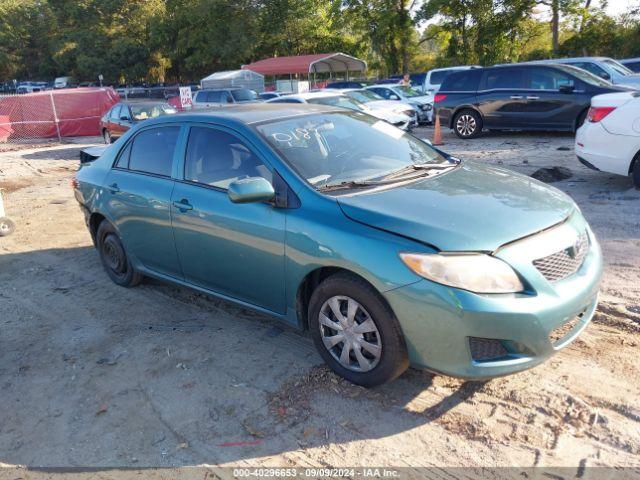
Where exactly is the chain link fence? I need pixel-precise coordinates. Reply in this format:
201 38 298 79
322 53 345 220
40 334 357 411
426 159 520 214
0 88 119 149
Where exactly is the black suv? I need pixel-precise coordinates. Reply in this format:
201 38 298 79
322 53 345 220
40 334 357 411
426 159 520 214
434 63 629 139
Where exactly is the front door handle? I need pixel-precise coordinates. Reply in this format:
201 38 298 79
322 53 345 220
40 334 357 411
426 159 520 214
510 95 524 100
172 199 193 212
526 96 540 100
108 183 120 194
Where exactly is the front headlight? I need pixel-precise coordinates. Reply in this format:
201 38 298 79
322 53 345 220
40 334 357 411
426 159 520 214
399 253 525 293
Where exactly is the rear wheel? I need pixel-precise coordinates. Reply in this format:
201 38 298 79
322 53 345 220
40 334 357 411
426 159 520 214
308 273 409 387
0 217 15 236
96 221 142 287
632 156 640 189
453 109 482 139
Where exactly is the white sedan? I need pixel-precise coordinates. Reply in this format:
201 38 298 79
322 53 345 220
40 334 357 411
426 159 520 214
267 91 414 130
338 89 418 128
575 91 640 187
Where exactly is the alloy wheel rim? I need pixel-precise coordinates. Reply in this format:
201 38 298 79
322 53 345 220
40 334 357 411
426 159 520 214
318 295 382 372
0 222 9 233
456 114 476 136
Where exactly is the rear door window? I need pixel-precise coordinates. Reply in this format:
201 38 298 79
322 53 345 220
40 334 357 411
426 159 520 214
527 68 575 90
483 68 526 90
110 105 121 120
128 126 180 177
440 70 481 92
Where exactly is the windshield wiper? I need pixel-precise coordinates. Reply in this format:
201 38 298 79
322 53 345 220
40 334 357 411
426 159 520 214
316 180 382 192
381 162 456 180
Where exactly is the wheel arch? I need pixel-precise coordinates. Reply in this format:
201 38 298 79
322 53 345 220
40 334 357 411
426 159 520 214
295 266 390 330
630 148 640 176
574 107 589 132
450 105 483 129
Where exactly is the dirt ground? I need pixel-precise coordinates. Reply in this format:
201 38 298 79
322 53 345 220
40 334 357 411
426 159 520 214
0 128 639 473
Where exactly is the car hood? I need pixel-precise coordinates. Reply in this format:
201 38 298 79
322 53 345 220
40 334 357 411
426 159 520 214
367 100 414 112
337 161 575 252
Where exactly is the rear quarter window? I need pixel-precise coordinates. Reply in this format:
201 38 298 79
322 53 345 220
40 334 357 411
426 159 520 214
439 70 481 92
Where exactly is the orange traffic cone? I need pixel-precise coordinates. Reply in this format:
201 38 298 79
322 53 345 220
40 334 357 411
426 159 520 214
433 110 443 146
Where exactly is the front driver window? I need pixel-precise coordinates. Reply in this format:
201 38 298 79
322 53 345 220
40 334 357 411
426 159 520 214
184 127 271 190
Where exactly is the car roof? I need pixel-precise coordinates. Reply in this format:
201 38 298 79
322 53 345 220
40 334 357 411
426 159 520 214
119 101 170 107
528 57 614 63
367 84 400 88
429 65 479 72
620 57 640 62
139 103 344 126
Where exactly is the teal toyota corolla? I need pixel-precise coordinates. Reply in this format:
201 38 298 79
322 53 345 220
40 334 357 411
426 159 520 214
73 104 602 386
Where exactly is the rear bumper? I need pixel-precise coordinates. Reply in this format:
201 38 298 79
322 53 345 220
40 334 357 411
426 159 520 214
384 221 603 379
575 122 635 176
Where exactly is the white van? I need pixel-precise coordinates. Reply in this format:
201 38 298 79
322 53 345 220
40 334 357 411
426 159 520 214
54 76 75 89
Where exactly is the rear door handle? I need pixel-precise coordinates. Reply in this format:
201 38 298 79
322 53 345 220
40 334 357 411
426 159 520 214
510 95 524 100
172 199 193 212
526 96 540 100
108 183 120 194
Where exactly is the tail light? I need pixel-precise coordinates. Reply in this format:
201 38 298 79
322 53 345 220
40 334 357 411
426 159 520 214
434 94 447 103
587 106 615 123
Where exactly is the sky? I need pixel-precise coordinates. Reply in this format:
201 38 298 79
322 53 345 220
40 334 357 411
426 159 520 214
604 0 636 16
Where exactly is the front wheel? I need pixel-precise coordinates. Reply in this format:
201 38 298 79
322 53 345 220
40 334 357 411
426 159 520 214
96 221 142 287
453 110 482 139
308 273 409 387
0 217 15 236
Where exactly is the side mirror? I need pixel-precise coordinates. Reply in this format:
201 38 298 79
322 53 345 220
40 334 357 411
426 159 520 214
390 94 400 100
228 177 275 204
559 85 575 94
600 72 611 80
120 116 130 121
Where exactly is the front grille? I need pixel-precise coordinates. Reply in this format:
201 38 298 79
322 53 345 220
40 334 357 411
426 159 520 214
549 313 584 346
533 233 589 282
469 337 508 362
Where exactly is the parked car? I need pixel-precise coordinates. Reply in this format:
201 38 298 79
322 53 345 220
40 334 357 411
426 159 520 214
435 63 631 139
54 76 75 89
16 82 47 94
575 91 640 187
192 88 259 108
339 89 418 128
100 102 177 144
325 81 369 89
533 57 640 88
267 91 414 130
73 104 602 386
412 66 480 95
258 92 282 100
364 84 433 123
619 57 640 73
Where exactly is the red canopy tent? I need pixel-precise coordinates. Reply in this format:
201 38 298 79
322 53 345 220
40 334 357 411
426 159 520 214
241 53 366 79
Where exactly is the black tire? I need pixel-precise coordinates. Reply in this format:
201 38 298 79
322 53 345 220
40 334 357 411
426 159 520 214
453 109 482 139
96 220 142 287
0 217 15 236
103 129 112 144
308 272 409 387
632 157 640 189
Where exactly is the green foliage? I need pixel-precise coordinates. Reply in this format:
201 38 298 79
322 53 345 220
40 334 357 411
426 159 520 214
0 0 639 83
